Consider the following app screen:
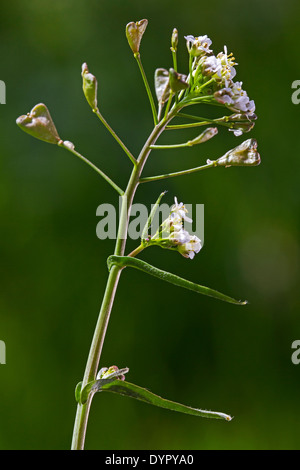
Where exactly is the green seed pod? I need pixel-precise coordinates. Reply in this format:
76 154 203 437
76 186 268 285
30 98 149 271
81 63 98 112
169 68 188 93
16 103 61 144
216 138 261 167
125 19 148 55
154 68 171 105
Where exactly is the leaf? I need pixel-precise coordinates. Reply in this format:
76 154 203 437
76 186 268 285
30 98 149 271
75 381 82 403
82 379 232 421
107 255 247 305
154 68 171 105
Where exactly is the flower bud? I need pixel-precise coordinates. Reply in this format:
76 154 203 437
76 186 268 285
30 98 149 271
171 28 178 52
62 140 75 151
216 138 261 167
169 68 188 93
16 103 61 144
125 19 148 55
81 63 98 112
188 127 218 146
96 365 127 381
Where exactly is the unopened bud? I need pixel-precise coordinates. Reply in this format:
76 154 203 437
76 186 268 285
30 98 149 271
81 63 98 112
171 28 178 52
126 19 148 55
62 140 75 150
16 103 61 144
96 365 128 381
216 138 261 167
188 127 218 146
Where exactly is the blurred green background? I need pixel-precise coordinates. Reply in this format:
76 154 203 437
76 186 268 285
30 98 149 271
1 0 300 450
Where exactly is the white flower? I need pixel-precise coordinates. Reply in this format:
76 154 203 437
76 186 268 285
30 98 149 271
169 229 191 245
185 35 212 56
148 197 202 260
201 55 222 76
216 46 237 86
178 234 202 259
198 46 236 86
229 128 243 137
171 197 193 223
215 81 255 114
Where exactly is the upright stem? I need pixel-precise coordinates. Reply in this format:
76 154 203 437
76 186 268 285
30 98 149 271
71 106 180 450
71 264 122 450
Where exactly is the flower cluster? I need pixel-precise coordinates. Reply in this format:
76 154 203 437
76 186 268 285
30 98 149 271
148 197 202 260
185 35 256 123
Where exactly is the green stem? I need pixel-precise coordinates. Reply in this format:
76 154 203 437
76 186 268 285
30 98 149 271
127 244 145 257
164 92 174 120
94 109 137 166
134 53 158 126
177 112 216 122
139 160 217 183
172 49 178 73
71 105 180 450
167 121 212 130
71 264 122 450
59 142 124 196
150 142 189 149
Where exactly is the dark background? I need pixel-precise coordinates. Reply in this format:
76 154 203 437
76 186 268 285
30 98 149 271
0 0 300 450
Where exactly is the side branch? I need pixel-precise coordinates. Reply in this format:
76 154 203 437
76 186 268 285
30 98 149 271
139 161 217 183
59 141 125 195
94 109 137 166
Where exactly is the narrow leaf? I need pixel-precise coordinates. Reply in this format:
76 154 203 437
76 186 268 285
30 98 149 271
88 379 232 421
107 255 247 305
